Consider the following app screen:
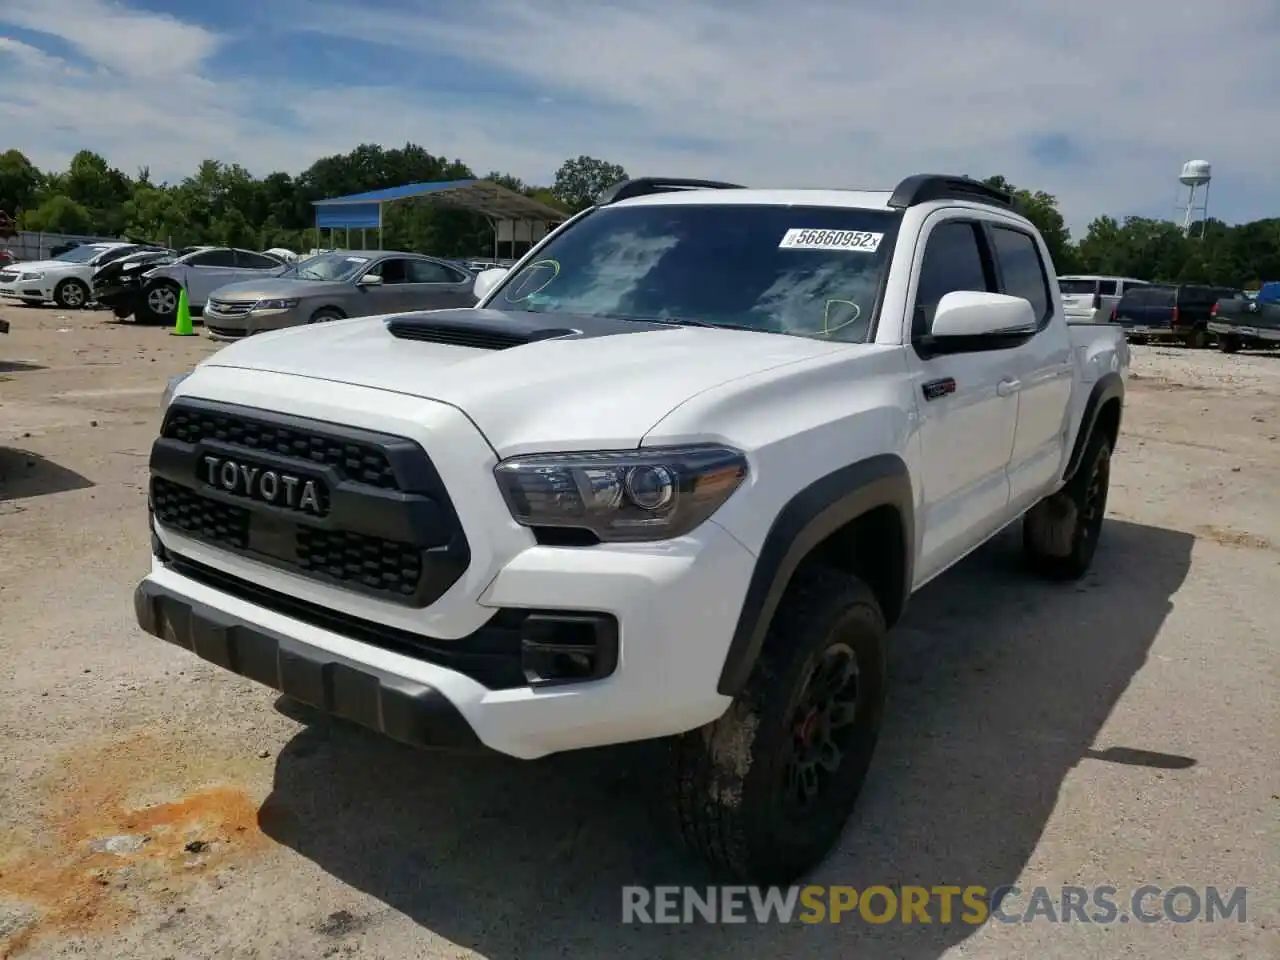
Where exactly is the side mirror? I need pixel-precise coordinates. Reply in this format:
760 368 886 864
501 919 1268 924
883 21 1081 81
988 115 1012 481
916 291 1037 358
357 273 383 286
473 267 508 301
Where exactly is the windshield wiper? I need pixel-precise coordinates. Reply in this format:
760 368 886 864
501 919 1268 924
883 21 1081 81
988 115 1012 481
611 314 767 333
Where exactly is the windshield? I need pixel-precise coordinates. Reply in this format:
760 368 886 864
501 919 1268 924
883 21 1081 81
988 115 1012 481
1058 279 1098 295
280 252 371 282
487 203 900 342
55 245 111 264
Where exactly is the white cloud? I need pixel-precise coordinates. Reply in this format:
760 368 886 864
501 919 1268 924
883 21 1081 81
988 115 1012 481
0 0 1276 235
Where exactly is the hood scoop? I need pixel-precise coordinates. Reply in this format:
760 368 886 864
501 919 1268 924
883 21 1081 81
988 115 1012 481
386 308 581 350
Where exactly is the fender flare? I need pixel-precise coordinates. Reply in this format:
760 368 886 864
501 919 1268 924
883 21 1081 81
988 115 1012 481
716 454 915 697
1063 372 1124 484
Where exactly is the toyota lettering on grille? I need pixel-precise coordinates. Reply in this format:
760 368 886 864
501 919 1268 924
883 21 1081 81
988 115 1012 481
201 455 325 515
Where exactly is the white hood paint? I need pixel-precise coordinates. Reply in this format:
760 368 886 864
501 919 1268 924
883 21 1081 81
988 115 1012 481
200 313 850 455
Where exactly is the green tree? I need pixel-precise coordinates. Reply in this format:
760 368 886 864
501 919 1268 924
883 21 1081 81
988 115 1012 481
21 195 94 234
981 175 1074 271
552 155 628 212
0 149 43 218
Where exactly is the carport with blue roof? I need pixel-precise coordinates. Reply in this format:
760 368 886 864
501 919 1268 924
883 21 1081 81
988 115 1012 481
310 179 567 259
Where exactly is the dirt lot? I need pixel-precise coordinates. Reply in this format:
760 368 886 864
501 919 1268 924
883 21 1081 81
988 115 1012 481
1 304 1277 960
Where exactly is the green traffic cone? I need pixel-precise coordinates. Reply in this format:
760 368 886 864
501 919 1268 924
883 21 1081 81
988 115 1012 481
170 286 195 336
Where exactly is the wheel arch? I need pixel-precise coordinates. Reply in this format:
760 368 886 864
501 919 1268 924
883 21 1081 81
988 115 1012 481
1063 372 1124 484
716 453 915 697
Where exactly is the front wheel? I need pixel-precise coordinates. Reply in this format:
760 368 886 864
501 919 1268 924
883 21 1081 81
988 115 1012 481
139 281 180 324
1187 327 1209 349
663 565 888 883
1023 432 1112 580
54 278 89 309
1218 335 1240 354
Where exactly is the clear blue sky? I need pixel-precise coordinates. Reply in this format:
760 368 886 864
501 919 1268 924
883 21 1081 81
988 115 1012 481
1 0 1276 235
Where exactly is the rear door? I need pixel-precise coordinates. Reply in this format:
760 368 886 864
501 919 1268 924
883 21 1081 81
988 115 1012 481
232 249 288 281
986 222 1076 508
404 258 478 310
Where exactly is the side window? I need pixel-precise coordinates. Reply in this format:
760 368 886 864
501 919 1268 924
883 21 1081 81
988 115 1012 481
407 259 455 284
989 226 1052 327
913 221 993 338
95 246 140 266
1097 280 1118 296
376 258 411 284
235 250 283 269
187 250 238 268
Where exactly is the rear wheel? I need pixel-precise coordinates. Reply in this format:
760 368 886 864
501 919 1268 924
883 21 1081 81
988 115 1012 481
1023 431 1112 580
663 565 888 884
1187 326 1209 349
53 278 89 309
1218 335 1240 354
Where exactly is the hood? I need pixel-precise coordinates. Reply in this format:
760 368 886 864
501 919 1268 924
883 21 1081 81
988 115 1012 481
201 308 847 454
8 259 66 272
208 277 333 301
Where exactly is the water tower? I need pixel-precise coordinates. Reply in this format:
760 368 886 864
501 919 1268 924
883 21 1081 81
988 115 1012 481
1177 160 1211 238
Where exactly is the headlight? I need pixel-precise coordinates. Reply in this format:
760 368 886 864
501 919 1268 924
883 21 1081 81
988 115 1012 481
493 445 747 542
19 272 43 281
161 372 192 411
253 298 299 311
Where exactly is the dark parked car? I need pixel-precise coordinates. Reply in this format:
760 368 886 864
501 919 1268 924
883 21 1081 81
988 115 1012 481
92 247 191 319
1208 282 1280 353
1110 283 1244 348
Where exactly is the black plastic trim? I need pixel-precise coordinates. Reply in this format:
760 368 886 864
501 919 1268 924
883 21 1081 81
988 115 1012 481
154 398 471 608
596 177 746 205
385 307 679 347
134 577 484 751
1063 372 1125 483
888 174 1014 210
716 454 915 696
913 328 1038 360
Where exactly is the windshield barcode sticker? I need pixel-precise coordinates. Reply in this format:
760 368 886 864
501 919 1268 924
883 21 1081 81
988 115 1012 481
778 228 884 252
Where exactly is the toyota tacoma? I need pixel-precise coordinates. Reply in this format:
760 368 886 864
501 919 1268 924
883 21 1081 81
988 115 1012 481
135 174 1129 883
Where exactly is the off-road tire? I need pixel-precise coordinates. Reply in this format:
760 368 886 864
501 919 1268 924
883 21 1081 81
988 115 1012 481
1218 335 1240 354
53 278 89 309
138 281 181 325
1023 431 1112 580
663 564 888 884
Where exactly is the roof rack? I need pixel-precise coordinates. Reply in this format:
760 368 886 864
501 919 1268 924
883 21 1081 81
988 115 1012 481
596 177 746 205
887 174 1014 210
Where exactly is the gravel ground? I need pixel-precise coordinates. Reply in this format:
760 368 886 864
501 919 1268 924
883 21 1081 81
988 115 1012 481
1 305 1277 960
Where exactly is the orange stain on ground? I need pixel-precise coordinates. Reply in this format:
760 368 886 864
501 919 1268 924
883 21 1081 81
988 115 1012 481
0 731 280 957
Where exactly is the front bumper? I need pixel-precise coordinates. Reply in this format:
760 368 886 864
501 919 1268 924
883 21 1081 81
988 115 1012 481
203 307 303 340
136 576 483 750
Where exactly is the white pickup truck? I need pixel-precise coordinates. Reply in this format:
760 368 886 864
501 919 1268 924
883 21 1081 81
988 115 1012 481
135 174 1129 883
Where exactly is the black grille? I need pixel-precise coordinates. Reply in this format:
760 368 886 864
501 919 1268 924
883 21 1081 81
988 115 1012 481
152 477 249 549
163 406 398 489
150 398 471 607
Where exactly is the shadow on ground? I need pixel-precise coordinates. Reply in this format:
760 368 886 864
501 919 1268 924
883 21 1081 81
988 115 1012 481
0 448 94 500
260 519 1193 959
0 360 47 374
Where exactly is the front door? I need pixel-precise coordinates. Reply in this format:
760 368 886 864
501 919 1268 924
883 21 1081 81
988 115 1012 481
906 217 1019 584
985 224 1076 509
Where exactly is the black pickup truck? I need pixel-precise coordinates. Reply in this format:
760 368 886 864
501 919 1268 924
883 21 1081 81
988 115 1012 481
1209 282 1280 353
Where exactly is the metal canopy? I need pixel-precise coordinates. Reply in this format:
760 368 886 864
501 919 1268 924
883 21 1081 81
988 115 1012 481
311 179 566 229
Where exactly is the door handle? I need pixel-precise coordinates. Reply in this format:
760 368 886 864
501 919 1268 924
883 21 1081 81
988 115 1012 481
997 378 1021 396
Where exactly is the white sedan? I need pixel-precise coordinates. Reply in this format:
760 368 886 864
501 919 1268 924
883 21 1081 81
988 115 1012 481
0 242 153 308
